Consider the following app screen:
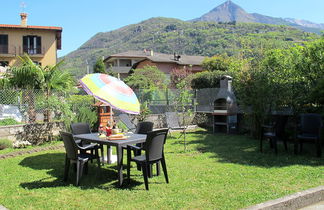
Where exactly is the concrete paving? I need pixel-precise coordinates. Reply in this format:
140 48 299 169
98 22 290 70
0 205 8 210
245 186 324 210
299 200 324 210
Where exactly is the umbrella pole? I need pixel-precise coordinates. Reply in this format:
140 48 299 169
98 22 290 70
107 107 114 164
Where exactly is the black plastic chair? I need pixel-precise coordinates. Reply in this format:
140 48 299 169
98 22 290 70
295 114 323 157
260 115 288 154
71 123 104 164
123 121 154 170
60 131 100 186
127 129 169 190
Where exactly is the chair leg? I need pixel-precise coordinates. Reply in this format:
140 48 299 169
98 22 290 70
273 138 278 154
156 162 160 176
283 139 288 151
63 155 70 181
127 149 131 183
148 164 153 178
161 157 169 184
133 148 141 171
100 145 104 165
95 148 101 168
316 139 322 157
269 138 274 148
84 162 88 174
90 150 93 163
294 140 298 155
260 136 263 152
76 161 81 186
142 163 149 190
77 161 86 186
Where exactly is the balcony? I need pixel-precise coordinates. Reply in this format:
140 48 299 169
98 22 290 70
22 46 44 57
107 66 132 74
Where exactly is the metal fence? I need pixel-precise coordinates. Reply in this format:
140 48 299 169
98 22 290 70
0 88 220 123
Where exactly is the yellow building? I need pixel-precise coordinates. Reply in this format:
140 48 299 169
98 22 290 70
0 13 62 69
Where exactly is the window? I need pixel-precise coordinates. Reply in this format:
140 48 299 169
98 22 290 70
0 35 8 54
23 35 41 54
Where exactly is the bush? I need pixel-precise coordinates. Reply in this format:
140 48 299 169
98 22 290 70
191 71 229 89
0 139 13 150
0 118 21 126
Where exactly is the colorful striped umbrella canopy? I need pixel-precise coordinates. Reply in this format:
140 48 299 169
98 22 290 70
80 73 140 114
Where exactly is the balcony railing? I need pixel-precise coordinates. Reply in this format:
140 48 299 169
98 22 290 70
23 46 43 55
107 66 132 73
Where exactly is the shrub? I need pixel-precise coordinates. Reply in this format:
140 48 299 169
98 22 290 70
190 70 228 89
0 139 13 150
0 118 21 126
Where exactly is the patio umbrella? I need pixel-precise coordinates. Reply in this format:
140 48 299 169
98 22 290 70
80 73 140 115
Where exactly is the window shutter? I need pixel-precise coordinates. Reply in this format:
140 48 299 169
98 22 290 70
36 36 41 54
23 36 28 53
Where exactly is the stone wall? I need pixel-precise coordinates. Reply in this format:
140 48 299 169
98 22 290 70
0 122 64 144
0 113 197 144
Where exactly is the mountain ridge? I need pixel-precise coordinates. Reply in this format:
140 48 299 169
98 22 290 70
60 1 322 76
191 0 323 33
61 17 319 77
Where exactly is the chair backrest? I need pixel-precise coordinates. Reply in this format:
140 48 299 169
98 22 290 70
144 129 169 161
135 121 154 134
71 123 91 135
274 115 288 138
165 112 180 128
300 113 323 134
119 114 136 132
60 131 78 160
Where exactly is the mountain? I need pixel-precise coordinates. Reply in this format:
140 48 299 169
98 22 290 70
191 0 255 23
61 17 319 78
284 18 324 30
192 0 323 33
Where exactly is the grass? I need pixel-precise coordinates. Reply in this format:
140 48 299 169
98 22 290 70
0 128 323 209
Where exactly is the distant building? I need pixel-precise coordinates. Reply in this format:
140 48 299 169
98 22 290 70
103 50 205 79
0 13 62 68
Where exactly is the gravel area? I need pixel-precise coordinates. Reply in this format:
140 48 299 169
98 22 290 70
0 144 64 160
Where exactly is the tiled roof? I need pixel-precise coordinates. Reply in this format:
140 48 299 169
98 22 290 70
105 51 205 66
0 24 62 31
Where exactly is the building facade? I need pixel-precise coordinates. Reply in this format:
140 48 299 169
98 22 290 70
0 13 62 70
104 50 205 79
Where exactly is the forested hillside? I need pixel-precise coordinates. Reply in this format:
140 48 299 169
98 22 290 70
61 17 320 77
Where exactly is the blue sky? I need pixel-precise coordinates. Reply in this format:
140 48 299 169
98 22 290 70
1 0 323 57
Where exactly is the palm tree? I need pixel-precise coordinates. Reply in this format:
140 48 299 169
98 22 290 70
8 55 44 122
6 55 74 123
41 60 74 122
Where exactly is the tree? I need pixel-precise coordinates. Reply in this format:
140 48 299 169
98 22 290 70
7 55 44 122
202 55 231 71
40 60 74 122
125 65 168 102
125 66 168 89
5 55 74 123
170 67 192 88
93 57 106 74
125 66 168 122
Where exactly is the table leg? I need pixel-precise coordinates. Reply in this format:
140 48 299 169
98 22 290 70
107 145 112 164
116 145 124 186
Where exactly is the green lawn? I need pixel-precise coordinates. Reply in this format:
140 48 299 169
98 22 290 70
0 129 323 209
